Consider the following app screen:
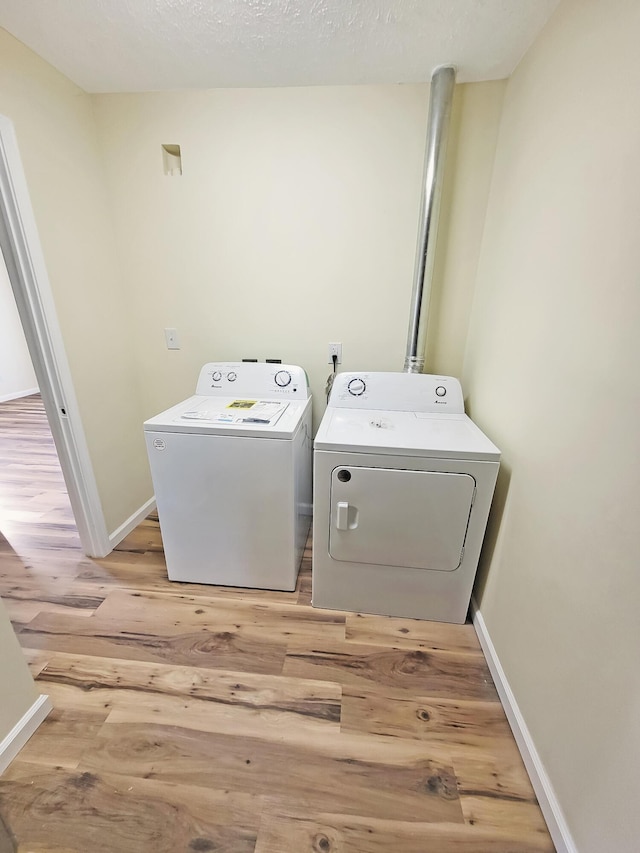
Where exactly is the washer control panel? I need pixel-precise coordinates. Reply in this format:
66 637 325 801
195 362 310 399
275 369 292 387
329 372 465 413
347 377 366 396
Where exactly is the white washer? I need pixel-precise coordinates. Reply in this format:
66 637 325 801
312 372 500 623
144 362 312 590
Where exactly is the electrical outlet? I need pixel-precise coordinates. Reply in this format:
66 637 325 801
328 342 342 364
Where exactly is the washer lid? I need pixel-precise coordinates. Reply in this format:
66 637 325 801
144 394 310 438
181 398 289 426
314 408 500 460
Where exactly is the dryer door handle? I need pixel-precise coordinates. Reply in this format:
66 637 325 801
336 501 350 530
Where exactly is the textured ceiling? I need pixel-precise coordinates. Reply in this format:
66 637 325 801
0 0 560 93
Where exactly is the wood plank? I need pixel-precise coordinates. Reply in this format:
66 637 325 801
112 517 164 553
0 579 107 611
94 587 346 642
0 813 13 853
341 689 515 748
451 753 539 804
461 795 552 838
283 640 499 701
82 722 464 825
2 598 95 626
20 647 50 678
34 652 341 736
254 810 556 853
0 551 89 586
13 708 110 770
0 576 106 628
346 611 484 654
19 611 287 675
0 763 259 853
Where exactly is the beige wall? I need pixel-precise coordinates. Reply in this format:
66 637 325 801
426 80 506 377
0 597 38 743
464 0 640 850
0 29 151 532
0 24 504 537
92 82 502 425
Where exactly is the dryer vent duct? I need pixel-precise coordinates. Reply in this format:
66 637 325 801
404 65 456 374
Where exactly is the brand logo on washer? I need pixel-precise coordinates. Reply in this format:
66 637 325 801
153 438 166 451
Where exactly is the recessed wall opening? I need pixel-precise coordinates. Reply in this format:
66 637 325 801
162 144 182 176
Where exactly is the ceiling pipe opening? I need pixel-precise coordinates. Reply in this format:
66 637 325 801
404 64 456 374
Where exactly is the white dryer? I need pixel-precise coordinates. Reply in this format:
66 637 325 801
144 362 312 590
312 372 500 623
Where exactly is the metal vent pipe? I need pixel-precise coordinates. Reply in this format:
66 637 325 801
404 64 456 373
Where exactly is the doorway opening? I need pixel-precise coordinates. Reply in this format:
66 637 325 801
0 253 81 558
0 114 109 558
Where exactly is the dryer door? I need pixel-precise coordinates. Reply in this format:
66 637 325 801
329 466 475 572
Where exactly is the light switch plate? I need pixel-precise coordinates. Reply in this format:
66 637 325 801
164 328 180 350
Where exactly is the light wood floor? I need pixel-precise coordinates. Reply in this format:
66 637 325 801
0 395 554 852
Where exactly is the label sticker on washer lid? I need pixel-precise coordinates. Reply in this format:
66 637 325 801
226 400 257 409
152 438 166 451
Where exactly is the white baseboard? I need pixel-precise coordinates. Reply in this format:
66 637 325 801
0 694 52 775
0 387 39 403
108 496 156 549
471 599 577 853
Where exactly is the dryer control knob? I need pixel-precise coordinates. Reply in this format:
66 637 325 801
435 385 447 397
348 378 366 396
227 372 237 381
275 370 292 387
211 371 222 382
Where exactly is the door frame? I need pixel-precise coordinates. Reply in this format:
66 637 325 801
0 114 110 557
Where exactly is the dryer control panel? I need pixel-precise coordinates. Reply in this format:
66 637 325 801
328 372 465 413
195 362 310 399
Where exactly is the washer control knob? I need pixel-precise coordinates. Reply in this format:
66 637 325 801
227 371 237 382
348 378 366 396
275 370 292 387
435 385 447 397
211 370 222 382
